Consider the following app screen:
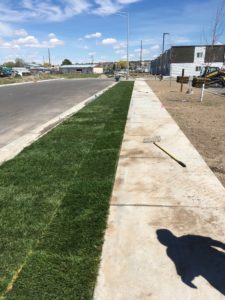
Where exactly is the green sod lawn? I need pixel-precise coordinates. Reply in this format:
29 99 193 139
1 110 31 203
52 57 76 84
0 81 133 299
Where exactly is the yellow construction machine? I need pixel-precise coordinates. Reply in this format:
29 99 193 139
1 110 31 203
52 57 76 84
192 66 225 88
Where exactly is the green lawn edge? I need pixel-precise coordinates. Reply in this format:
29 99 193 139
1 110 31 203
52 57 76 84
0 81 134 299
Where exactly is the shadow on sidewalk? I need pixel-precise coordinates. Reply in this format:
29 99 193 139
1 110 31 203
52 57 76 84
156 229 225 295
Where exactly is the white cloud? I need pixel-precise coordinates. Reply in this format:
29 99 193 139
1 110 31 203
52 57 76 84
0 0 143 22
102 38 117 45
0 0 91 22
88 52 96 56
100 55 106 61
16 35 39 46
0 23 29 40
114 42 126 50
0 22 14 36
0 23 29 39
134 48 150 55
115 49 125 54
215 41 223 45
49 37 64 47
14 29 28 37
0 32 64 49
48 33 56 39
150 44 160 51
118 0 141 3
94 0 121 15
93 0 141 15
171 36 192 44
84 32 102 39
121 54 134 60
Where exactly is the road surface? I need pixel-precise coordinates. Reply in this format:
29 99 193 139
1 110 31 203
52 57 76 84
0 79 113 148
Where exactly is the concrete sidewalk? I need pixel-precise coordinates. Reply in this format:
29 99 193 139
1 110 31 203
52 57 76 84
94 80 225 299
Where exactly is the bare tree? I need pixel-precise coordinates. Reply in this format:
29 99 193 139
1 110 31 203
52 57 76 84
208 0 225 63
211 0 225 44
200 0 225 102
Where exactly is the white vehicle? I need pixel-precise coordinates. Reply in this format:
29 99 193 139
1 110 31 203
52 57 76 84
12 68 31 76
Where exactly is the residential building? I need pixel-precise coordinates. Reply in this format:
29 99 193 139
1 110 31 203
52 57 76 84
59 64 103 74
151 45 225 77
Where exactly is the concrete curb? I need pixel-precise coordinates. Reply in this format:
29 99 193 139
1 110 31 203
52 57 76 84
0 81 117 165
0 77 107 88
0 78 66 88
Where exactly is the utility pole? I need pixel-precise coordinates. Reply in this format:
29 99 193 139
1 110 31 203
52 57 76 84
140 40 143 68
161 33 169 76
48 48 51 66
91 55 94 65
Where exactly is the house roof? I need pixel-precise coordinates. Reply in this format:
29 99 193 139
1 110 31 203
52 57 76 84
171 45 225 48
60 64 98 68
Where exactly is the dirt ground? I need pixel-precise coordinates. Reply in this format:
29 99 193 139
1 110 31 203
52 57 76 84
147 79 225 187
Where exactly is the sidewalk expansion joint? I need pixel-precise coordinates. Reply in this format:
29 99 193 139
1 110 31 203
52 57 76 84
119 155 165 159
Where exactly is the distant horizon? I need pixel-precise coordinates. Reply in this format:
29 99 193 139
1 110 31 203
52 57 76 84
1 59 152 67
0 0 223 64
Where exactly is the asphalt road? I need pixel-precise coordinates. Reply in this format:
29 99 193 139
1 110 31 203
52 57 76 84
0 79 113 148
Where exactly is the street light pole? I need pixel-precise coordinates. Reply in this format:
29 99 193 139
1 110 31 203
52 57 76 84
126 12 129 79
161 32 169 76
162 33 169 53
117 12 129 79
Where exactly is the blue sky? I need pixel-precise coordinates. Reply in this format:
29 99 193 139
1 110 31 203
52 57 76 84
0 0 223 64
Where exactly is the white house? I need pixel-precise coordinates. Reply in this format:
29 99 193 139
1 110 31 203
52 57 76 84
60 64 103 74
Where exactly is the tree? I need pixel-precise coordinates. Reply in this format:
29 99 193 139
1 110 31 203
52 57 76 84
208 0 225 63
61 59 72 65
117 60 128 69
211 0 225 45
201 0 225 102
15 58 26 67
3 61 15 68
43 63 51 67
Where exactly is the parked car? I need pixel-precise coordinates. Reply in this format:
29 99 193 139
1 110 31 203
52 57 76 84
0 70 12 77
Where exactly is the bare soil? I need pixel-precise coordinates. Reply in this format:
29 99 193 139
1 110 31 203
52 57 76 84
147 79 225 187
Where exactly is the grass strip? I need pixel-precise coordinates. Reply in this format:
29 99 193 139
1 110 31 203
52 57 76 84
0 81 133 299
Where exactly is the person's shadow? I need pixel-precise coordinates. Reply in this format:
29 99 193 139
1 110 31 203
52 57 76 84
156 229 225 295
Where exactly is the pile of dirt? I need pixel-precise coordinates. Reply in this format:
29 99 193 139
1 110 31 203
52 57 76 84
147 79 225 187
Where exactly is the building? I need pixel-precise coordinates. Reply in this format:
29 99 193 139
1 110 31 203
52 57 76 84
130 60 151 72
59 64 103 74
151 45 225 77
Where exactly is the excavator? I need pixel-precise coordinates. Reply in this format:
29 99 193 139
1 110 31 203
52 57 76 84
192 66 225 88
